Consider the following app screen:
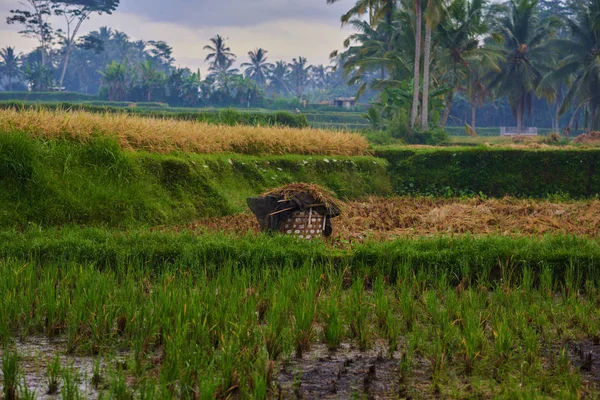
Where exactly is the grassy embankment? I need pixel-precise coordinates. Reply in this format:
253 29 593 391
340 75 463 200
0 109 387 228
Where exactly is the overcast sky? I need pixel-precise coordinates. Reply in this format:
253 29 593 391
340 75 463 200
0 0 354 72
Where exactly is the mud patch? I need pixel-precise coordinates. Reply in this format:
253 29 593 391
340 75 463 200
565 339 600 382
0 336 125 399
276 343 401 399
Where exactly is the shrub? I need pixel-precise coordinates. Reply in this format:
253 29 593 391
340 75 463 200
377 147 600 198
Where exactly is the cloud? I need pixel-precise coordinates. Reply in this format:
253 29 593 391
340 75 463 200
0 0 353 73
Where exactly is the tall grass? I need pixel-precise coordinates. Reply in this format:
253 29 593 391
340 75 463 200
0 108 369 156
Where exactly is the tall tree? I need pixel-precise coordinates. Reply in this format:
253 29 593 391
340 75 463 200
289 57 312 98
53 0 120 88
411 0 423 127
241 48 272 86
436 0 499 127
421 0 446 129
488 0 558 134
138 59 163 102
6 0 55 67
0 47 22 91
539 0 600 131
204 35 236 71
99 60 127 100
268 61 291 95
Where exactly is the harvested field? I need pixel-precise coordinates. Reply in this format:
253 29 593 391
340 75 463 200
172 197 600 240
0 108 369 156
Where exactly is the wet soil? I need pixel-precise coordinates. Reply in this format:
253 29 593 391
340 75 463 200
565 339 600 382
276 343 402 399
0 336 124 399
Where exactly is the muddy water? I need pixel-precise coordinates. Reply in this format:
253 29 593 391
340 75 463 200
276 343 401 399
0 336 124 399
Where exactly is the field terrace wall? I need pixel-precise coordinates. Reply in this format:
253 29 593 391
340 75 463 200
378 148 600 198
0 134 390 228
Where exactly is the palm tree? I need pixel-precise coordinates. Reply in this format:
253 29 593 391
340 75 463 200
436 0 500 127
420 0 447 129
327 0 396 26
204 35 236 71
539 0 600 131
99 61 127 101
488 0 558 134
241 48 272 86
411 0 423 127
289 57 312 98
0 47 22 91
268 61 291 95
138 59 164 102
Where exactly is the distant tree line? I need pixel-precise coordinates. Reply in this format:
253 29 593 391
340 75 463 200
329 0 598 134
0 0 362 108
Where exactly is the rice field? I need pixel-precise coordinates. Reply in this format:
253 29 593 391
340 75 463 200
168 197 600 241
1 254 600 399
3 111 600 399
0 108 369 156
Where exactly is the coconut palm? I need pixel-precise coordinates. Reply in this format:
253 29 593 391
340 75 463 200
138 59 164 102
241 48 272 86
327 0 396 26
411 0 423 127
268 61 291 95
289 57 312 98
204 35 236 71
420 0 446 129
540 0 600 131
487 0 559 134
0 47 22 91
436 0 500 127
99 60 127 101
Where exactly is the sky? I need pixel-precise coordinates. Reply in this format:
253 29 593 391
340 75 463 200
0 0 354 73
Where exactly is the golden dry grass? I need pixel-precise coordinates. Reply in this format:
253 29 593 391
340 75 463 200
0 108 370 156
167 197 600 242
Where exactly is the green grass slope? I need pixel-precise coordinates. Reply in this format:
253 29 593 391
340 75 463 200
0 133 390 228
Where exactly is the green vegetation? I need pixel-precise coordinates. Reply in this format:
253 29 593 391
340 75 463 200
378 147 600 198
0 132 388 228
0 102 310 128
1 231 600 397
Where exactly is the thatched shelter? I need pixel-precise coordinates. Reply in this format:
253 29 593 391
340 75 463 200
247 183 342 239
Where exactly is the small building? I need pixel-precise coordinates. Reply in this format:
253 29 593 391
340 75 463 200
500 127 538 136
330 97 357 109
247 183 341 239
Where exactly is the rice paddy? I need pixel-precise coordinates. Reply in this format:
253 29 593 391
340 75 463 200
2 110 600 399
0 108 369 156
1 254 600 398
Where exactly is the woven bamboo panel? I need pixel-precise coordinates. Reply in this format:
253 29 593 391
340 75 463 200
281 209 325 239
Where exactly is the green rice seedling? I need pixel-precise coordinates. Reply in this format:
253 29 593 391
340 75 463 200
2 347 19 400
322 295 342 351
460 308 485 374
61 363 81 400
109 365 133 400
493 318 514 365
46 354 61 394
540 264 554 301
374 277 390 333
348 279 370 351
91 358 103 389
397 281 416 331
292 273 320 357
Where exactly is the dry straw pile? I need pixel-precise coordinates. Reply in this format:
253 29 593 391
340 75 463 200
173 197 600 242
0 108 369 156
